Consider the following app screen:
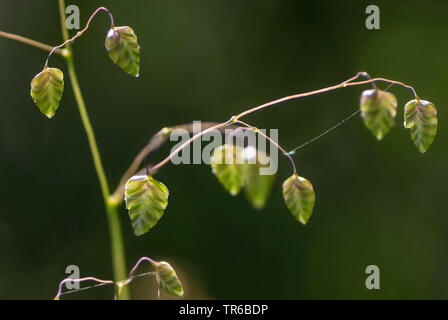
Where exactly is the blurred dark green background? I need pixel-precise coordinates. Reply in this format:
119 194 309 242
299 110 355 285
0 0 447 299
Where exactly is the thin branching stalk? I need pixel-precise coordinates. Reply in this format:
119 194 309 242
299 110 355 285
46 6 114 67
110 71 419 200
0 30 64 54
54 256 160 300
113 122 240 199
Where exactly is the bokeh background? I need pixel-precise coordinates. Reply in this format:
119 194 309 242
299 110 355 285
0 0 447 299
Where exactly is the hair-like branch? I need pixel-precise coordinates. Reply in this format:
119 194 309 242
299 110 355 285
54 256 161 300
110 71 420 204
234 119 298 174
345 77 420 101
45 7 115 67
110 122 240 202
0 30 63 54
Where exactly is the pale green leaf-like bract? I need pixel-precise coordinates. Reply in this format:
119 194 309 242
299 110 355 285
154 261 184 297
30 67 64 118
404 99 438 153
282 174 315 225
243 147 275 209
210 144 245 196
125 175 169 236
105 26 140 77
360 89 397 140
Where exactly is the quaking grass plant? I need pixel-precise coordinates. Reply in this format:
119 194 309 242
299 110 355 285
0 2 438 299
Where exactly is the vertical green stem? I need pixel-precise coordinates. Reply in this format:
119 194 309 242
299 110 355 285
58 0 130 299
